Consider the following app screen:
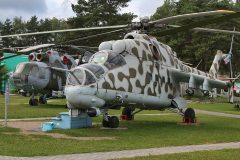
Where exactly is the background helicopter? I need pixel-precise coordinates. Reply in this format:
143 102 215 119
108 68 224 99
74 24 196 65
8 44 94 106
1 10 240 128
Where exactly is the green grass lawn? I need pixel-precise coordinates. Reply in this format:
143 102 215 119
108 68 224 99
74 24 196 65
189 102 240 115
118 149 240 160
1 114 240 156
0 95 67 118
1 95 240 157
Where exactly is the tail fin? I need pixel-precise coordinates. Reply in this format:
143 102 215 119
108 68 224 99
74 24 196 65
209 50 225 79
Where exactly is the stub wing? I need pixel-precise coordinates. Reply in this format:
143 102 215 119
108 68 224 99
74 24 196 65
169 68 230 90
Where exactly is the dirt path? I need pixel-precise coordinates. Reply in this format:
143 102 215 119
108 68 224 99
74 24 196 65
1 121 116 141
1 141 240 160
195 109 240 118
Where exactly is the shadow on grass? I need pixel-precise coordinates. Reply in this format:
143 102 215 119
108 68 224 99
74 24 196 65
38 104 66 109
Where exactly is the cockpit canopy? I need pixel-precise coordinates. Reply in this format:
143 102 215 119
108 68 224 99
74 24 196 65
67 50 126 86
67 64 104 86
15 62 47 79
89 50 126 70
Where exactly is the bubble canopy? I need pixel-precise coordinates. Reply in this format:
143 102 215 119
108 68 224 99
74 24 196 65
89 50 126 70
67 64 104 86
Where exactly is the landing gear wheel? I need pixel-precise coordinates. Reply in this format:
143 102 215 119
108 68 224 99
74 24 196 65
122 107 134 120
203 91 210 97
29 99 38 106
102 116 119 128
109 116 119 128
234 103 240 109
184 108 196 123
39 96 47 104
186 89 194 96
102 116 110 128
29 99 33 106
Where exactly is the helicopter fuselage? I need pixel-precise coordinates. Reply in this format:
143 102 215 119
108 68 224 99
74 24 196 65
12 51 75 94
65 33 228 111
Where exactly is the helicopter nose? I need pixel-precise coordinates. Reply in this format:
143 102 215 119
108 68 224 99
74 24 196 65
65 86 105 109
12 73 28 87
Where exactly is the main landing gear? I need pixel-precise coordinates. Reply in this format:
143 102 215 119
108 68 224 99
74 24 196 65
183 108 196 123
29 98 38 106
29 94 47 106
186 88 194 96
122 107 135 120
39 95 47 104
29 93 38 106
102 112 119 128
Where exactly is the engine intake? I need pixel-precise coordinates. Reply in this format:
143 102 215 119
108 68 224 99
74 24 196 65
28 52 36 61
87 107 101 117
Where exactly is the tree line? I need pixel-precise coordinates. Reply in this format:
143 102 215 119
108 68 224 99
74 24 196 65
152 0 240 74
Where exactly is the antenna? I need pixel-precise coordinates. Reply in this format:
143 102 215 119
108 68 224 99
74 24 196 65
229 27 235 103
195 59 202 69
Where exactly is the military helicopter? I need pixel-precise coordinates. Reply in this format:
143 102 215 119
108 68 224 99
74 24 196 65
2 10 240 128
62 10 240 128
10 44 94 106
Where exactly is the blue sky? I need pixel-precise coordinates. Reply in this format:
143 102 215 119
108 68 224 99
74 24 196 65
0 0 163 22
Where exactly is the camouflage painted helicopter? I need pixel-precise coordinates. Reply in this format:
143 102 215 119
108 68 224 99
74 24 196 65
62 10 240 128
2 10 240 128
10 44 94 106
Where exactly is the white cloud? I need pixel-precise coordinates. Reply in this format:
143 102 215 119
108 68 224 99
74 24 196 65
0 0 47 21
0 0 163 22
40 0 76 19
121 0 164 21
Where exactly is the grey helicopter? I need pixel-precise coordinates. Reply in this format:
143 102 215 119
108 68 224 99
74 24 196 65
2 10 240 128
9 44 94 106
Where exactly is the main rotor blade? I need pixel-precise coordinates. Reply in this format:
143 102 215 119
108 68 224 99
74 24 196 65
153 12 240 36
0 25 128 38
18 44 55 53
150 10 235 25
168 25 240 35
63 28 126 44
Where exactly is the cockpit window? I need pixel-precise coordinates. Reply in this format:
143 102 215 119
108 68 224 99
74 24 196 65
15 63 33 75
90 51 126 70
81 64 104 79
92 52 108 64
15 64 25 74
67 69 84 86
106 53 126 69
67 68 97 86
73 69 84 80
85 70 96 85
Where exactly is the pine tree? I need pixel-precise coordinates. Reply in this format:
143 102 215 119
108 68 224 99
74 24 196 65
1 19 13 48
67 0 136 46
151 0 240 73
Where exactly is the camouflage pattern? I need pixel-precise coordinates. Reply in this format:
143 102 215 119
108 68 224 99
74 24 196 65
65 32 229 112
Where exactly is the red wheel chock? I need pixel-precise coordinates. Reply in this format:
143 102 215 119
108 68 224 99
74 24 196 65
182 117 197 123
120 115 128 121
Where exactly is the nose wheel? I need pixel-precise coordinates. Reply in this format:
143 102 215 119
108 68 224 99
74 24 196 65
39 95 47 104
183 108 196 123
102 114 119 128
29 93 38 106
29 98 38 106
